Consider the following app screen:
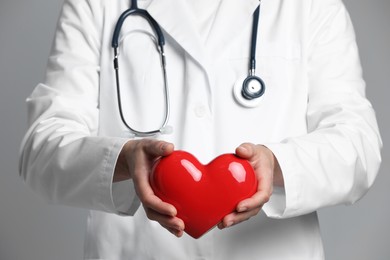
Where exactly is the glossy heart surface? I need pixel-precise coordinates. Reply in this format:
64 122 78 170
150 150 257 238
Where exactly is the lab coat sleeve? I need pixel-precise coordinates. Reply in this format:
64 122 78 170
262 0 382 218
18 0 140 215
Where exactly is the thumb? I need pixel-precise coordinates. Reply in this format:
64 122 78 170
235 143 255 159
143 139 174 157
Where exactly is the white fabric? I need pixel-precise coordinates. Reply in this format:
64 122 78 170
19 0 382 259
185 0 222 42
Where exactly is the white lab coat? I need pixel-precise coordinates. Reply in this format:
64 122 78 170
19 0 382 259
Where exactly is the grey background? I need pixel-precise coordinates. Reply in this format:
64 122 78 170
0 0 388 259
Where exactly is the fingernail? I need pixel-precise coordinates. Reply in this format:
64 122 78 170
239 146 248 152
174 225 183 232
169 229 180 237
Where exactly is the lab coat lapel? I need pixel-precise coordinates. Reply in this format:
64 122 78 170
146 0 208 67
206 0 260 61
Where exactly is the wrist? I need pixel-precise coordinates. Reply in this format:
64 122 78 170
113 140 133 182
272 155 284 187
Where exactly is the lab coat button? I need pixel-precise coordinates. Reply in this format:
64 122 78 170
194 105 207 118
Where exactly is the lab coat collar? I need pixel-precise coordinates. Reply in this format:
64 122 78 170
146 0 260 68
146 0 206 66
206 0 260 62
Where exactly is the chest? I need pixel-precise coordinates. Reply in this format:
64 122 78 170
97 0 309 156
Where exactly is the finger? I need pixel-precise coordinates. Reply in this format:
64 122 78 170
236 167 273 213
236 190 270 213
218 208 261 229
136 181 177 217
131 152 177 217
132 164 177 217
235 143 255 159
146 207 185 231
166 227 184 237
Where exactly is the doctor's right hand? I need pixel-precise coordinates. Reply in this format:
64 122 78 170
114 139 185 237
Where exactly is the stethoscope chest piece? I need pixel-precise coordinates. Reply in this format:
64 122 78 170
233 75 265 108
112 0 265 135
242 75 265 100
232 4 265 109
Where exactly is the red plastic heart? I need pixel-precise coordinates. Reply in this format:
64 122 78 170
150 150 257 238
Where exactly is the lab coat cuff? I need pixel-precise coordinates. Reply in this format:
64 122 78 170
261 143 301 219
111 180 140 215
107 138 140 216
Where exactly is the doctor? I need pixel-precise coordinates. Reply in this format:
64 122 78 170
19 0 382 259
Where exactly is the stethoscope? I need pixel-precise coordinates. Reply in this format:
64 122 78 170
112 0 264 137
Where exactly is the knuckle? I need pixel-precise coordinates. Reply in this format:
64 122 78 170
138 193 147 203
129 140 143 153
141 195 154 206
237 214 252 223
257 190 271 204
144 208 155 220
262 194 271 203
241 215 251 222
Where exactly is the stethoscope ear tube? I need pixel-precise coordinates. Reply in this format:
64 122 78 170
112 3 170 136
112 8 165 48
241 5 266 102
112 0 265 136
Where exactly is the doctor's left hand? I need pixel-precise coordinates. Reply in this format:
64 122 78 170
218 143 284 229
114 139 185 237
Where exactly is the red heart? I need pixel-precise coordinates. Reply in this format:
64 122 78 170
150 150 257 238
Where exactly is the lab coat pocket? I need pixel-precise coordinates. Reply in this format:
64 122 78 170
218 41 307 143
228 41 303 103
228 41 301 79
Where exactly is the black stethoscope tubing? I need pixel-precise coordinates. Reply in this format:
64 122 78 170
112 0 170 136
112 0 264 136
243 5 266 100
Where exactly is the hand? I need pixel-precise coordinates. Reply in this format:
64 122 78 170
114 139 185 237
218 143 283 229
